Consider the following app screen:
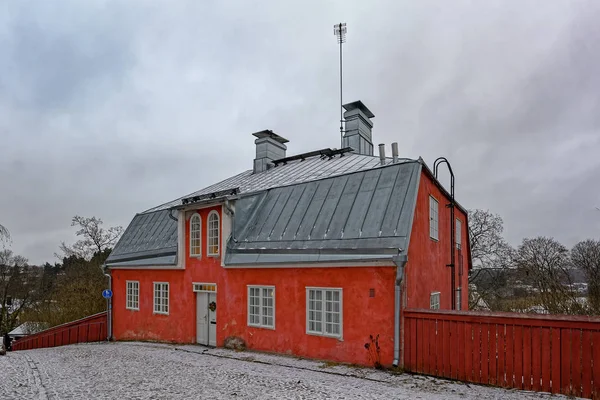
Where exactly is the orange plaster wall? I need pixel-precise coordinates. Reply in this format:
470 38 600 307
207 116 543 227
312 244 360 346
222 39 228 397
405 170 469 310
112 205 398 366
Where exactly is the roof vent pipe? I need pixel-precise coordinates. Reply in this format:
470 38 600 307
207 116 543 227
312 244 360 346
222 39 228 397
391 142 399 163
378 143 386 166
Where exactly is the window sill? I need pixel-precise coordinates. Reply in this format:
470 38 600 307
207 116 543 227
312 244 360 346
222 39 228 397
247 324 275 330
306 331 343 341
126 308 139 312
430 237 439 242
153 311 169 316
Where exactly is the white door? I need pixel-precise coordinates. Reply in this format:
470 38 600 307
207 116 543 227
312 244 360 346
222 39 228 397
196 292 217 346
196 293 209 345
208 292 217 347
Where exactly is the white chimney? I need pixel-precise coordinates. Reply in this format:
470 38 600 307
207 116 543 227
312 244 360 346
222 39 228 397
252 130 288 173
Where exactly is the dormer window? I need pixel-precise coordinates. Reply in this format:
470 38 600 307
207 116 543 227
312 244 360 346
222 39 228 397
207 211 220 256
190 213 201 257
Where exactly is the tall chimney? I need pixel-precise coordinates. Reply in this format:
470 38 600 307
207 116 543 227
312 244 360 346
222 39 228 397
252 130 289 173
378 143 386 165
391 142 399 163
341 100 375 156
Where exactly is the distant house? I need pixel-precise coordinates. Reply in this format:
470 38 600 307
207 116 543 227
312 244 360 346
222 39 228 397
106 101 472 366
8 322 48 340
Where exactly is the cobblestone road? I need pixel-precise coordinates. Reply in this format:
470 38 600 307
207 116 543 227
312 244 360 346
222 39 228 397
0 342 575 399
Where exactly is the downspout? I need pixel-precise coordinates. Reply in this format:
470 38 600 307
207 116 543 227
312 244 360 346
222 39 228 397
101 263 112 341
392 254 407 367
224 198 235 242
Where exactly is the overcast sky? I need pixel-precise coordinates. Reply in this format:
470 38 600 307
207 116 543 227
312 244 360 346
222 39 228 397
1 0 599 265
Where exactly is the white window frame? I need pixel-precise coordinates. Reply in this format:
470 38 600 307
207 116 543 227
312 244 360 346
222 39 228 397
190 213 202 257
306 287 343 339
429 196 439 240
456 219 462 249
153 282 169 315
126 281 139 311
207 210 220 257
430 291 440 310
456 287 462 311
247 285 275 329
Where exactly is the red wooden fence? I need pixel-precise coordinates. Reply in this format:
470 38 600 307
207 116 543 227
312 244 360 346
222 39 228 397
403 309 600 399
12 312 107 351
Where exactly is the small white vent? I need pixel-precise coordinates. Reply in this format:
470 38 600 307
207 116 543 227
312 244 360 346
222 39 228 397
193 283 217 293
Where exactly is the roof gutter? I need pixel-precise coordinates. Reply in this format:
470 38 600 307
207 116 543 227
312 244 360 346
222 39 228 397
392 254 407 367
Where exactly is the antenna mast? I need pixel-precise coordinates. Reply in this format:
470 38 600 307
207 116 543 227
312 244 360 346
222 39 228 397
334 22 347 149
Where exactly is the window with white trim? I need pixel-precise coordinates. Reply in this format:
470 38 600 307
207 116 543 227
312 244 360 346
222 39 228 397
456 219 462 249
429 196 439 240
248 286 275 329
306 288 342 338
126 281 139 310
430 292 440 310
153 282 169 314
456 287 462 311
207 211 220 256
190 213 201 257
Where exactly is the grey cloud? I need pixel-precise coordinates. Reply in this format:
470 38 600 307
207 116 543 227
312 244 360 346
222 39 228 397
1 0 599 264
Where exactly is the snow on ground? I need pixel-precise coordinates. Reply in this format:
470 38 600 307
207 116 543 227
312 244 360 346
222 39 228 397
0 342 577 400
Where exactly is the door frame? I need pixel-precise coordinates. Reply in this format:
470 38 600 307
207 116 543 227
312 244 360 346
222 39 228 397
193 282 217 346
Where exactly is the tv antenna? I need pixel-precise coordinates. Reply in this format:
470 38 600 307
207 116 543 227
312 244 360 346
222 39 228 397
334 22 347 148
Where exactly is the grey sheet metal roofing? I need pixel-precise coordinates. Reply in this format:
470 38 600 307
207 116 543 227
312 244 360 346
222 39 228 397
144 153 413 213
106 209 177 266
224 161 421 265
107 152 420 267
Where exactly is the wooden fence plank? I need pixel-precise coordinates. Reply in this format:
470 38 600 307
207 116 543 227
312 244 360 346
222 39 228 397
506 324 514 388
571 329 582 398
442 320 451 379
450 321 458 379
489 324 497 386
581 330 592 399
458 321 466 381
404 317 411 369
514 325 523 390
531 326 542 392
481 323 490 384
497 323 506 387
429 319 437 376
417 318 424 373
464 322 473 382
551 328 561 394
410 317 417 370
422 318 431 375
473 321 481 383
561 328 571 395
593 331 600 399
541 327 551 393
523 326 532 391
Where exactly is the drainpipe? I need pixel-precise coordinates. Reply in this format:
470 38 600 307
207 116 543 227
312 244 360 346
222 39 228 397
101 263 112 341
224 198 236 242
392 254 407 367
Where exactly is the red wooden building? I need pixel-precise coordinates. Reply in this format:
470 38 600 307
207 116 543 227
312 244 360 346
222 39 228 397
106 101 472 367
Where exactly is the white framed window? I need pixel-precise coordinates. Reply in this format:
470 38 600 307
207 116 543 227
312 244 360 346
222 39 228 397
207 211 220 256
456 287 462 311
429 196 439 240
190 213 202 257
126 281 139 310
247 286 275 329
306 287 342 338
456 219 462 249
153 282 169 315
430 292 440 310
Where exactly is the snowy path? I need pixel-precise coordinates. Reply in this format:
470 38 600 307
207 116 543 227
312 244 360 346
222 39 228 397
0 342 576 399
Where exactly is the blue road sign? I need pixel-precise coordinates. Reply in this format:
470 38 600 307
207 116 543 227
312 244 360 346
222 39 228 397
102 289 113 299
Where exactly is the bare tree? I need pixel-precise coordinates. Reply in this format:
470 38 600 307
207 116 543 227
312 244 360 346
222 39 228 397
0 250 39 334
514 236 582 315
467 209 514 309
57 216 123 260
0 224 10 247
571 239 600 315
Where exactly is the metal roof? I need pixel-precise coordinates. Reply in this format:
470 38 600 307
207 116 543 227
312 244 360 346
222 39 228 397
108 152 420 267
225 161 421 265
106 209 177 265
145 153 414 213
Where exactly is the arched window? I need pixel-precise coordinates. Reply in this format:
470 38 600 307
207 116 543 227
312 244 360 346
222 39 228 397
190 213 201 257
207 211 220 256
